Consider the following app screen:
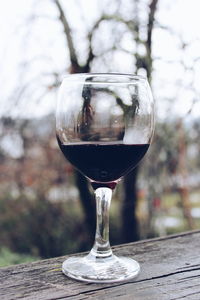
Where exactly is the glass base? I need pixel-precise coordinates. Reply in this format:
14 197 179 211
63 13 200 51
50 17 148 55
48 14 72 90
62 253 140 283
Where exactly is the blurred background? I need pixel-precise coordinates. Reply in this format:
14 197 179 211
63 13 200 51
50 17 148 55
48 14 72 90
0 0 200 266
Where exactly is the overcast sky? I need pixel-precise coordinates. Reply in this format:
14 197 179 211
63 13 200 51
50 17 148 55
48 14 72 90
0 0 200 120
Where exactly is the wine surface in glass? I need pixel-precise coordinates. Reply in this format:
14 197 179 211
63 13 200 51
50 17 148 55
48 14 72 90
57 136 149 184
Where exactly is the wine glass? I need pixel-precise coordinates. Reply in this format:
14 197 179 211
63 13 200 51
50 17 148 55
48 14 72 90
56 73 154 283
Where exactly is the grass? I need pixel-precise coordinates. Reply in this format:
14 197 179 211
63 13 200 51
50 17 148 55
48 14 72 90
0 247 39 267
154 188 200 235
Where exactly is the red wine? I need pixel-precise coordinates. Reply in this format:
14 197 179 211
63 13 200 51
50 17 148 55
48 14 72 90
57 137 149 186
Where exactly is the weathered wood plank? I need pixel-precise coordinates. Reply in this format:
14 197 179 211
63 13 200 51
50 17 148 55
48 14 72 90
1 230 200 299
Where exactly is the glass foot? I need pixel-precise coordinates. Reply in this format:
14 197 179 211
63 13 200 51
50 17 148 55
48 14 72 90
62 253 140 283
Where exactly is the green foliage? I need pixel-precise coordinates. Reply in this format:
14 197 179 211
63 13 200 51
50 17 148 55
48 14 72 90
0 247 38 267
0 193 122 262
0 195 88 259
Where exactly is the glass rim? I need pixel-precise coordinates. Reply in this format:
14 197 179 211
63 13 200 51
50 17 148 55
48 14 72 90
61 73 147 85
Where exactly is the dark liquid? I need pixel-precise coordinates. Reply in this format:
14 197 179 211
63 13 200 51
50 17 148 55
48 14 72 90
57 137 149 187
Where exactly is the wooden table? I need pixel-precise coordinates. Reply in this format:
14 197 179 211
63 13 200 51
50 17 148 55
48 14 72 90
1 230 200 299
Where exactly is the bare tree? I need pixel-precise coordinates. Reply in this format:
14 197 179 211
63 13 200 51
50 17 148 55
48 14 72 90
54 0 160 243
121 0 159 242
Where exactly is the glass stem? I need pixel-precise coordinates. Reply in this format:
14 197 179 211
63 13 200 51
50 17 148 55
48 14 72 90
90 187 113 258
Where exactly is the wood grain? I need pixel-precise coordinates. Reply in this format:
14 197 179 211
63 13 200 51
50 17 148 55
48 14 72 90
1 230 200 299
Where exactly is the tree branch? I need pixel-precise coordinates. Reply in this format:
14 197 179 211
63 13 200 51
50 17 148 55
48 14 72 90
146 0 159 79
84 14 136 72
54 0 79 71
147 0 159 54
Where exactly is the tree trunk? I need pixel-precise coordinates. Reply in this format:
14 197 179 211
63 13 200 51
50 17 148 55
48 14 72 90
120 0 159 242
121 167 140 243
177 120 194 229
74 170 96 244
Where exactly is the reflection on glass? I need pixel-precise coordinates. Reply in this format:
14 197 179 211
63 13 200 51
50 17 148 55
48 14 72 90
56 73 154 283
